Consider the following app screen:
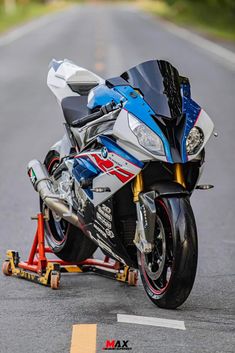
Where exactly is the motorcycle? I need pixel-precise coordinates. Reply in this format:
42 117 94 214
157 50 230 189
28 59 214 309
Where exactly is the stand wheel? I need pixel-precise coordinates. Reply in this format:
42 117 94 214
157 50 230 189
2 261 12 276
128 270 138 286
50 271 60 289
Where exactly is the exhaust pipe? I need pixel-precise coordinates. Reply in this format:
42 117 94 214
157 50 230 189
27 160 83 229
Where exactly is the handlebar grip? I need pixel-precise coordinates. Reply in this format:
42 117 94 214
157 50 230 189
71 100 120 128
71 110 103 128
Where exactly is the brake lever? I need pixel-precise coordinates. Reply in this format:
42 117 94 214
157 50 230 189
71 100 122 128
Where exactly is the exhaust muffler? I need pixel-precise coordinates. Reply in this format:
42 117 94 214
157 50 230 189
27 160 83 229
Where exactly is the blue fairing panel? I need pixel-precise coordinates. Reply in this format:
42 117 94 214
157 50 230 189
50 59 63 72
88 85 122 110
113 85 173 163
181 81 191 99
89 80 201 164
73 157 100 199
181 97 201 161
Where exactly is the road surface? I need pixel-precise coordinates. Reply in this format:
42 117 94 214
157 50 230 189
0 3 234 353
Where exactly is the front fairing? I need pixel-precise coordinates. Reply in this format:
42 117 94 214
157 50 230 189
88 59 214 163
119 59 182 120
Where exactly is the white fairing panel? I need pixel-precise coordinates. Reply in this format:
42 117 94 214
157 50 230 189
49 134 72 159
187 109 214 161
47 59 104 102
76 150 142 206
113 109 214 163
113 109 168 162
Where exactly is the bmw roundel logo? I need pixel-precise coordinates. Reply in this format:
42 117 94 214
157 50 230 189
101 147 108 159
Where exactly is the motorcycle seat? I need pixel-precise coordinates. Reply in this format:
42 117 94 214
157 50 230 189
61 96 90 126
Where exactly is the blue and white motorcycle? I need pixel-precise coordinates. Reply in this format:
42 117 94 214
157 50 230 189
28 59 214 308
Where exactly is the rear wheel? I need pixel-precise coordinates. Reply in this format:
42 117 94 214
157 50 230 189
138 196 198 309
41 151 97 262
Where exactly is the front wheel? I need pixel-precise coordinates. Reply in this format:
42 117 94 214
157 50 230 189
138 196 198 309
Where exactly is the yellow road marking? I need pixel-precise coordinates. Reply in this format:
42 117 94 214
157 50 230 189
70 324 97 353
95 62 105 72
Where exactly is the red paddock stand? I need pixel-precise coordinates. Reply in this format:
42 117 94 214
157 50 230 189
2 213 138 289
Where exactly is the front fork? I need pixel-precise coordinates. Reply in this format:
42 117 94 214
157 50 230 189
174 163 186 188
133 164 186 254
133 163 186 200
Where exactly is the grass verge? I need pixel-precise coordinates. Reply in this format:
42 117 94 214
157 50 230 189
0 1 72 34
138 0 235 42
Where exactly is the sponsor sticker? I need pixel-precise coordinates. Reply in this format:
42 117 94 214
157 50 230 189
28 168 37 185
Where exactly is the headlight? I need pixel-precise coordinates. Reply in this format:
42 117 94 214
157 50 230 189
128 115 165 156
186 127 204 155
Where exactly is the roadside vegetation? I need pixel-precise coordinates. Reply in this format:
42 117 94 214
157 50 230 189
0 0 72 33
1 0 235 42
138 0 235 41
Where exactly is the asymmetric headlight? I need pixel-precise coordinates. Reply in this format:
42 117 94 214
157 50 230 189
186 127 204 155
128 115 165 156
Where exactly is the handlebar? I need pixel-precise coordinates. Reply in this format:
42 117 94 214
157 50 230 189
71 101 122 128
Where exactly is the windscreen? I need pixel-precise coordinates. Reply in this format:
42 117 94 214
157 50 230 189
120 60 182 120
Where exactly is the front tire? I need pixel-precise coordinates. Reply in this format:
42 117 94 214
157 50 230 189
41 151 97 263
138 196 198 309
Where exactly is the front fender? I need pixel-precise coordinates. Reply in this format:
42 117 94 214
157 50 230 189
150 181 189 197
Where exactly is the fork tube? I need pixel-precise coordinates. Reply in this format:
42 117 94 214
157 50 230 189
174 163 186 188
133 172 144 203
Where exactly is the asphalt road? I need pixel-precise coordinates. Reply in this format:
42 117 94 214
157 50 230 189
0 4 235 353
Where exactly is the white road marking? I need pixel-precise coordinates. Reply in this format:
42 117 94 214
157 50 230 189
0 6 75 47
117 314 186 330
139 10 235 71
159 20 235 71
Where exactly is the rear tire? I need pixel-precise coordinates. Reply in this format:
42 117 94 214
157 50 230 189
41 151 97 263
138 196 198 309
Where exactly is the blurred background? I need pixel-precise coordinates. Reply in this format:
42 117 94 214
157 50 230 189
0 1 234 353
1 0 235 42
